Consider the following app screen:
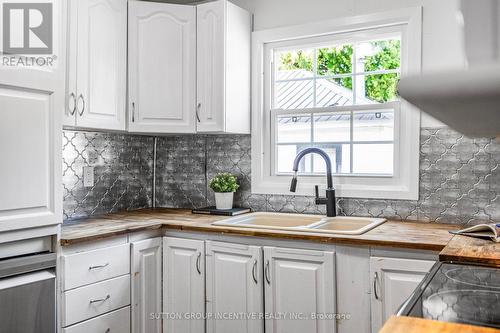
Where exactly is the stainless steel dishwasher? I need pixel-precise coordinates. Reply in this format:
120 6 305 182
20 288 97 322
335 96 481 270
0 252 56 333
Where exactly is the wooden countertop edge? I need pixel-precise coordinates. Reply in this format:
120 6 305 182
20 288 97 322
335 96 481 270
438 235 500 267
439 253 500 268
60 220 450 251
59 224 163 246
162 223 448 251
380 316 500 333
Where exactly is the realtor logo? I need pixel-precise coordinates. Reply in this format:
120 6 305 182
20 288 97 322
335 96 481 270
2 3 52 54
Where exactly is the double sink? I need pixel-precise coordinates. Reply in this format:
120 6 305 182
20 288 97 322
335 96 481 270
212 212 386 235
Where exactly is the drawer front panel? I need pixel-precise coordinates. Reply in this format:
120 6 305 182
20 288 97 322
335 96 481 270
62 243 130 290
63 306 130 333
62 275 131 327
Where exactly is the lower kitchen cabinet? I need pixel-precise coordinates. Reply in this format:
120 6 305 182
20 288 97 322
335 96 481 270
62 306 130 333
370 257 435 332
264 246 336 333
59 233 439 333
131 237 163 333
163 237 205 333
206 241 264 333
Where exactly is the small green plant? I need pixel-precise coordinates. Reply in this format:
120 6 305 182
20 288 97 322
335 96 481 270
209 173 240 193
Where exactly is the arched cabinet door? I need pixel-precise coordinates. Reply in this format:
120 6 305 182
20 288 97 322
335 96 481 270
128 1 196 134
74 0 127 130
196 0 251 134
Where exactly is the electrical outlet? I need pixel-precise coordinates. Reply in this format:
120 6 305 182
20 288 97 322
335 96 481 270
83 166 95 187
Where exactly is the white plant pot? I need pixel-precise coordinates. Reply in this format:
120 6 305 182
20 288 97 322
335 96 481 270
214 192 234 210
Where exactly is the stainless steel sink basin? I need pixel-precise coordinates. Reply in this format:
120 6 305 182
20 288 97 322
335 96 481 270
212 212 322 230
212 212 386 235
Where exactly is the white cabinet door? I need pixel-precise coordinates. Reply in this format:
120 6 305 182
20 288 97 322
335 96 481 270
0 0 65 232
196 0 225 133
196 0 251 134
206 241 264 333
131 238 162 333
65 0 78 127
163 237 205 333
370 257 435 333
128 2 196 134
264 246 336 333
74 0 127 130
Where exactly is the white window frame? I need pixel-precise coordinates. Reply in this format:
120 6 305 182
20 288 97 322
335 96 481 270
251 8 422 200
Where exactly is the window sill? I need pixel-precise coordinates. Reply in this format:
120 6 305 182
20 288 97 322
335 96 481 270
251 174 418 200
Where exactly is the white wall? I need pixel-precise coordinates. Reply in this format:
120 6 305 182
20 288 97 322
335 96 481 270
232 0 466 127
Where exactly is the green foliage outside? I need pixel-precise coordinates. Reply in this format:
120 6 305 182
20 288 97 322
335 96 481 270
277 40 400 103
209 173 240 193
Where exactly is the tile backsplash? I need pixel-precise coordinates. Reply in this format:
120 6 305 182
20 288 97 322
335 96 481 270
63 127 500 225
62 131 153 220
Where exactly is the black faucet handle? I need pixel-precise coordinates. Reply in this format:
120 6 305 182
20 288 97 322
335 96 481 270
315 185 327 205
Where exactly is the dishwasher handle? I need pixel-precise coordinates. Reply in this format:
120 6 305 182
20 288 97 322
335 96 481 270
0 270 55 291
0 253 56 279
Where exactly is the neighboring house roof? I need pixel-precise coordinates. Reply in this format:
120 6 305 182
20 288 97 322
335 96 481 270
276 69 373 109
276 70 391 124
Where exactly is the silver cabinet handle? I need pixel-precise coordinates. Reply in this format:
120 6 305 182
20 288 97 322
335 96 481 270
89 263 109 270
68 92 76 115
252 259 258 284
373 272 380 300
77 94 85 116
265 260 271 285
90 294 110 304
131 102 135 122
196 252 202 275
196 103 201 122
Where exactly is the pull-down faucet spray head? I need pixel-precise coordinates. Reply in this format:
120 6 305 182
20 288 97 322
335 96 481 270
290 171 298 192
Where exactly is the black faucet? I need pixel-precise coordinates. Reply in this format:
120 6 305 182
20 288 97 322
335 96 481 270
289 148 337 217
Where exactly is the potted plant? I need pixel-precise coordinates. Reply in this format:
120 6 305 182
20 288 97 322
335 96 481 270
209 173 240 210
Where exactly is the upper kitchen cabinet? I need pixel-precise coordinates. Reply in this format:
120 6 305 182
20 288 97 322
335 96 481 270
64 0 127 131
196 0 251 134
0 0 65 232
128 2 197 134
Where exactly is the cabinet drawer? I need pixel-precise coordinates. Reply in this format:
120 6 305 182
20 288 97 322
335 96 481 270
62 243 130 290
63 306 130 333
62 275 130 327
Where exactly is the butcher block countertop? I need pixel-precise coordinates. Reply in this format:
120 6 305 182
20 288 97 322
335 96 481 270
439 235 500 267
60 208 458 249
380 316 500 333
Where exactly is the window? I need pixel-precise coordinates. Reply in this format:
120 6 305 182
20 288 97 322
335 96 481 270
272 34 400 176
252 9 422 200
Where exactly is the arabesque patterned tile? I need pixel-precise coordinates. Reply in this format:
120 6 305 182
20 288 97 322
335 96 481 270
63 127 500 225
62 131 153 220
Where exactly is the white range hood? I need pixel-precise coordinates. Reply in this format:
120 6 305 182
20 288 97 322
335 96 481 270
398 0 500 138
